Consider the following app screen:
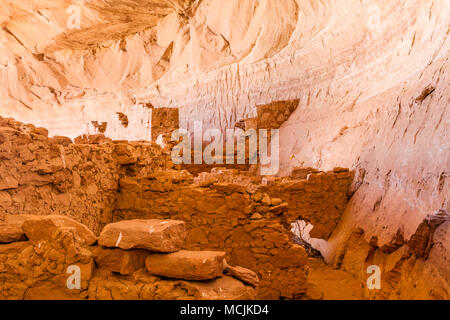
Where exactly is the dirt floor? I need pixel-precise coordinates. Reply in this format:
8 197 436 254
306 258 364 300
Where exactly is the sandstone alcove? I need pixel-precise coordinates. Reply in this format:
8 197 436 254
0 0 448 300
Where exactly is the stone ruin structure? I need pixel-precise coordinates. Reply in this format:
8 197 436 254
1 114 448 300
0 115 352 300
0 0 448 301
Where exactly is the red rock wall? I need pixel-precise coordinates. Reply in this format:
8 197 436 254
257 100 299 130
114 169 353 299
0 117 170 234
262 168 354 240
277 42 449 299
330 211 449 300
0 215 256 300
151 107 180 142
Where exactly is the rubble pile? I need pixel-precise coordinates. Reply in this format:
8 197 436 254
0 215 257 300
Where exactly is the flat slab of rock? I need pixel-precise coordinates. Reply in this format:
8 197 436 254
181 276 256 300
21 215 97 246
0 215 37 243
87 271 255 300
224 261 259 287
99 219 185 252
0 223 27 243
146 250 226 280
93 247 148 275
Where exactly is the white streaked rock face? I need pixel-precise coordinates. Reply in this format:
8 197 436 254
0 0 449 287
0 1 447 134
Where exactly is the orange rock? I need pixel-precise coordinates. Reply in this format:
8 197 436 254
271 245 308 268
290 167 319 179
87 271 256 300
180 276 256 300
0 241 30 255
99 219 185 252
24 281 82 300
93 247 148 275
146 250 226 280
224 260 259 287
49 136 73 146
0 222 27 243
74 134 112 145
0 176 18 190
230 247 258 269
18 173 54 186
271 198 283 206
21 215 97 246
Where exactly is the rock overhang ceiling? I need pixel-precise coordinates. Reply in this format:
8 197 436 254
0 0 330 135
0 0 448 135
0 0 449 300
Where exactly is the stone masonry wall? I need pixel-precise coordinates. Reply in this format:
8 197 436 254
151 107 179 142
0 215 256 300
263 167 354 240
0 116 171 234
114 168 353 299
257 100 299 130
0 116 355 300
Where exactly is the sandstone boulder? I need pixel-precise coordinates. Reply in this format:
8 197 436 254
88 271 256 300
49 136 73 146
21 215 97 246
0 176 18 190
223 260 259 287
271 198 283 206
291 167 319 179
99 219 185 252
74 134 112 145
0 222 27 243
93 247 148 275
146 250 226 280
180 276 256 300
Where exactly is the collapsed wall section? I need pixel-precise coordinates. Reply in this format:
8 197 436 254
0 215 257 300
